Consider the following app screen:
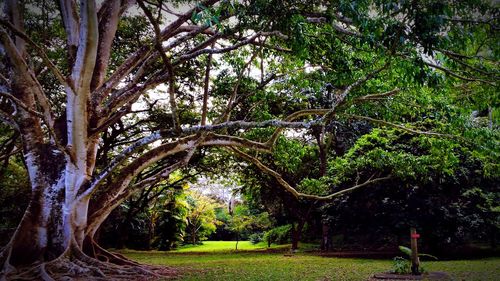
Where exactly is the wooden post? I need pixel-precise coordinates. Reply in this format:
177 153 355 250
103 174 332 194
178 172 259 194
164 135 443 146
410 227 420 275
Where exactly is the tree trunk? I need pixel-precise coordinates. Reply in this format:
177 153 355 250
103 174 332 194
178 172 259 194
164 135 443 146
291 221 305 252
321 222 331 251
192 227 197 245
0 152 165 280
490 225 497 249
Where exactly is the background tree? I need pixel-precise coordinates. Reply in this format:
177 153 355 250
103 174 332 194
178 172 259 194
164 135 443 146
185 190 221 245
227 205 272 250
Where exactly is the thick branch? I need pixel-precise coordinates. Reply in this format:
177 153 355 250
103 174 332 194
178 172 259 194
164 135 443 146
93 8 217 109
0 26 52 140
131 148 196 188
58 0 80 63
90 0 124 92
231 147 391 201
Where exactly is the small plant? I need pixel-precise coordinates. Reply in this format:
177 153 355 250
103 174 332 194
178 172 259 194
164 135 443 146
391 246 438 274
392 256 411 274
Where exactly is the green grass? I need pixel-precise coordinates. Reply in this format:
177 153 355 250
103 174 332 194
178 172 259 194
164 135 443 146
172 241 317 252
121 241 500 281
173 241 270 252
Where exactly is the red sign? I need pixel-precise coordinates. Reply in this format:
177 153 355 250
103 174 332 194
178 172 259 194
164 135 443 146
411 233 420 239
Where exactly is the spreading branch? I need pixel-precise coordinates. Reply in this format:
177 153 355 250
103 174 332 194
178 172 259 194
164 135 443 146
230 147 391 201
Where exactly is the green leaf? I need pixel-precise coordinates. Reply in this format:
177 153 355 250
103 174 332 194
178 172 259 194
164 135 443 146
398 245 412 257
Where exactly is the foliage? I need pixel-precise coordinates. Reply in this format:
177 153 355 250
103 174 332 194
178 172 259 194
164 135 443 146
264 224 293 245
0 156 30 246
185 191 222 244
319 84 499 251
391 246 438 274
227 205 272 249
153 188 189 250
398 246 437 261
249 233 264 245
392 256 411 275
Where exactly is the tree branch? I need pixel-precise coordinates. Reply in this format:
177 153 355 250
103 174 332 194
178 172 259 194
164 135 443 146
0 18 72 92
58 0 80 63
138 0 181 132
425 61 496 86
201 44 213 126
353 88 400 102
217 43 263 124
0 90 43 118
177 31 287 62
344 114 458 139
230 147 391 201
266 109 331 146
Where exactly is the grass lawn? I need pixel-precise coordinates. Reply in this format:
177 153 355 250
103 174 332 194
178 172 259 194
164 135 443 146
121 241 500 281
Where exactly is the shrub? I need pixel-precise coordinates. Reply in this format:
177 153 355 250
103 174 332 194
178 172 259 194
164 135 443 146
264 224 292 246
249 232 263 244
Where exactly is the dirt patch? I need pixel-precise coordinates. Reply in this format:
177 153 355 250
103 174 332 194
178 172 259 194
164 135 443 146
369 272 451 281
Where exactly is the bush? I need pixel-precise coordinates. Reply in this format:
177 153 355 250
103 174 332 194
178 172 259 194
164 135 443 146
264 224 292 246
249 232 263 244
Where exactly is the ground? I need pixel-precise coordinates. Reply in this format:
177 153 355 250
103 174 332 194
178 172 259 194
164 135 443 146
120 241 500 281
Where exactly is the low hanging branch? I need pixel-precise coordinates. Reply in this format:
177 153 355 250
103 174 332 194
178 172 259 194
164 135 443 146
230 147 391 201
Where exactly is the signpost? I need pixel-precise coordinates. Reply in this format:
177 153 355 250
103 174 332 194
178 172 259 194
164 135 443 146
410 227 420 275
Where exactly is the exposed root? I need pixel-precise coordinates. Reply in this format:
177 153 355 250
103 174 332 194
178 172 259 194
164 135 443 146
85 238 140 266
0 243 15 281
1 242 179 281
